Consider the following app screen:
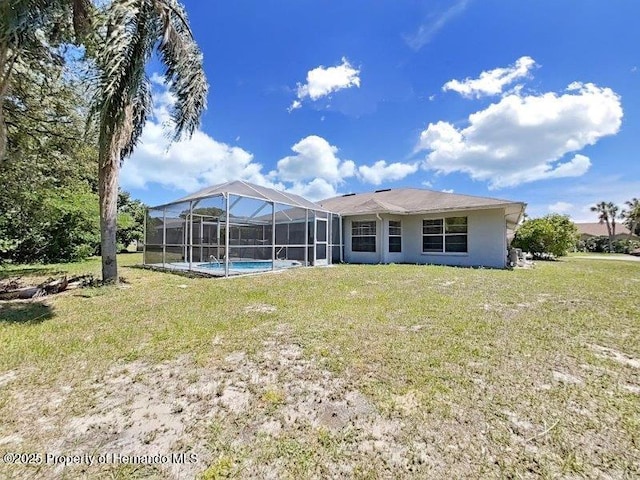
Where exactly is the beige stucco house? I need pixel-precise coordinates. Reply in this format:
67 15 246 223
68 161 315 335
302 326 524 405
319 188 526 269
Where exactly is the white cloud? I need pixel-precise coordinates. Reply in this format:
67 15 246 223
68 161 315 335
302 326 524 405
548 201 573 214
290 58 360 111
149 72 165 86
443 56 536 98
287 178 339 201
275 135 356 183
358 160 418 185
287 100 302 113
416 82 622 189
421 180 433 188
121 84 278 193
442 189 454 193
121 124 275 193
404 0 470 50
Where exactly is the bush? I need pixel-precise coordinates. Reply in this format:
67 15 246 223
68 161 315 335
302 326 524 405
578 236 640 253
512 214 578 258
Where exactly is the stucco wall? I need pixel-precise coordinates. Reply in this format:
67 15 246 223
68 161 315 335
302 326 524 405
343 208 507 268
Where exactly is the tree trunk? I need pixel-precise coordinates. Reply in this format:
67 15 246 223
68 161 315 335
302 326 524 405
98 140 120 284
0 41 15 162
604 219 613 253
0 103 6 162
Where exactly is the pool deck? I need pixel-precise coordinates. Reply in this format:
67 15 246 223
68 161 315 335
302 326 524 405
143 261 304 277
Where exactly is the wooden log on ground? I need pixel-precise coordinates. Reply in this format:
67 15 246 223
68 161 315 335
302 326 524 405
0 286 43 300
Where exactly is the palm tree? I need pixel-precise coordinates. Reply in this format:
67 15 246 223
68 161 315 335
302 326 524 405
590 201 619 252
92 0 207 283
621 197 640 237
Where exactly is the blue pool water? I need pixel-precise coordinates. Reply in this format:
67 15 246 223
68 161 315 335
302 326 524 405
198 260 300 271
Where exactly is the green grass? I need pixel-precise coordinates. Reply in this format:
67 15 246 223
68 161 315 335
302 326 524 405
1 254 639 478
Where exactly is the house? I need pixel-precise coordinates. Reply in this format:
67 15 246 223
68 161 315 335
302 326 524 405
144 181 526 276
575 222 636 241
319 188 526 269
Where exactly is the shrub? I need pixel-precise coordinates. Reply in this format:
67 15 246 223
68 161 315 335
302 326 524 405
512 214 578 258
578 236 640 253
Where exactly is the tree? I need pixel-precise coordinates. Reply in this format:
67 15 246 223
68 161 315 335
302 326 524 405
512 214 578 258
590 201 619 252
0 0 93 161
91 0 207 283
621 198 640 237
117 190 146 251
0 39 102 264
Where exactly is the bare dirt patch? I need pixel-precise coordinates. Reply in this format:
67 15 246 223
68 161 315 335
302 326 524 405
587 343 640 369
0 329 430 478
243 303 277 314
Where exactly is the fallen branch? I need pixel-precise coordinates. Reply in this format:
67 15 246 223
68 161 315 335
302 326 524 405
0 274 95 300
0 286 42 300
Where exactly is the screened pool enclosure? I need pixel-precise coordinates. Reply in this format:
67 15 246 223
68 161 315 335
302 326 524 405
144 181 342 277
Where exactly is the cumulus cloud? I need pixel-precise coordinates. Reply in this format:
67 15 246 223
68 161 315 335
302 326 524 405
121 85 277 193
289 58 360 111
358 160 418 185
275 135 356 183
416 82 622 189
443 56 536 98
287 178 340 201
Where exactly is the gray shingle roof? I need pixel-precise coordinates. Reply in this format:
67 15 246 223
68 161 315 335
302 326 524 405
319 188 525 215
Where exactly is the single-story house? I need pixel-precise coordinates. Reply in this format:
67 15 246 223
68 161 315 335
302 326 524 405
144 181 526 275
575 222 637 241
319 188 525 269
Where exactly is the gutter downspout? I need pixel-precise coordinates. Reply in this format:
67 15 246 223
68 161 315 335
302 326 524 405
142 208 147 265
225 193 230 278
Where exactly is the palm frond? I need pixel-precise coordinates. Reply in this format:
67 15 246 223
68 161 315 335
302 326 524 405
152 0 208 141
91 0 207 163
120 75 152 159
93 0 156 161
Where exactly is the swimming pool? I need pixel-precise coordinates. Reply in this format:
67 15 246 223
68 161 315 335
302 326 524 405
197 260 302 272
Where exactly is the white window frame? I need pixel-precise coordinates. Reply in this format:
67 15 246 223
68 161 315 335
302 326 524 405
352 220 377 252
388 220 402 253
422 217 468 254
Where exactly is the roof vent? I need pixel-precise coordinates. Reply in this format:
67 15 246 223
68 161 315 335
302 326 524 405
375 188 391 193
342 193 356 197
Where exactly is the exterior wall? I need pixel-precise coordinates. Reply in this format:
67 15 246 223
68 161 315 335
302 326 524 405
343 208 508 268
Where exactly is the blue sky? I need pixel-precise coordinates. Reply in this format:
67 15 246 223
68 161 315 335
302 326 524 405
121 0 639 222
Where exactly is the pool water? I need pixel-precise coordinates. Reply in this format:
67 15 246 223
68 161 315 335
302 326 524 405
197 260 301 271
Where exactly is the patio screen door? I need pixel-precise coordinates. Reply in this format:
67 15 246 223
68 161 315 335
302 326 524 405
315 218 328 266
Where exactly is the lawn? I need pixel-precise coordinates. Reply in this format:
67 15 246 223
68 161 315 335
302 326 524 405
1 254 639 479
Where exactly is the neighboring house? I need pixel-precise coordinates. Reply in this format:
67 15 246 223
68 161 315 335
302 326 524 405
319 188 525 269
575 222 636 241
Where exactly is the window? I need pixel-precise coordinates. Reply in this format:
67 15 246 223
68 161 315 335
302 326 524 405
352 220 376 252
389 220 401 253
422 217 468 253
